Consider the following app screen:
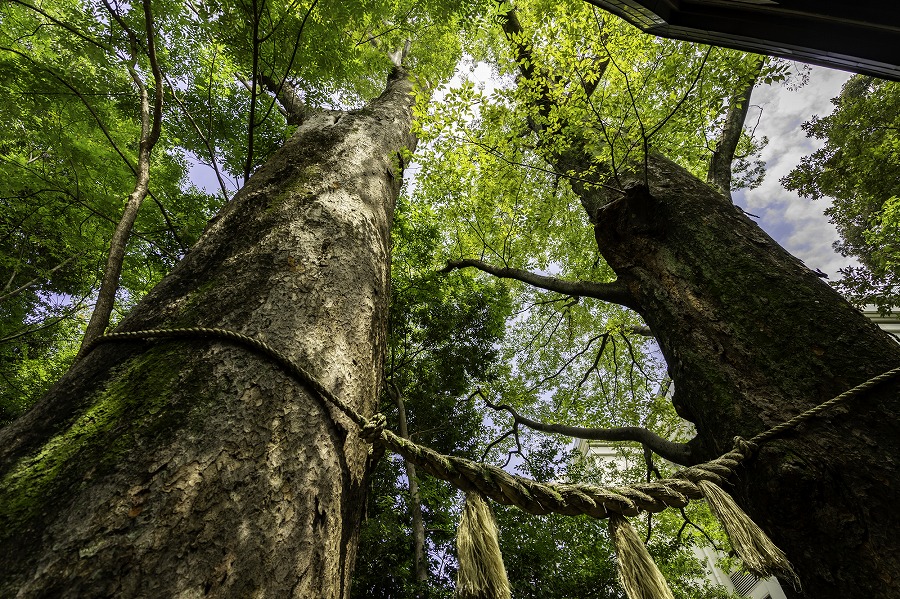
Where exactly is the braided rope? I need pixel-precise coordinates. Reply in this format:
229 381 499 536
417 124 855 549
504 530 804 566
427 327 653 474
87 327 900 520
83 328 367 429
750 364 900 445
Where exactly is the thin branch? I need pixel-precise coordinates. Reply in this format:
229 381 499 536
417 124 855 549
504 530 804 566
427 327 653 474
243 0 263 183
387 383 429 584
9 0 113 53
79 0 165 356
0 256 76 303
527 332 605 394
645 46 714 141
257 0 319 126
457 133 625 194
706 55 765 198
577 332 610 389
0 46 136 172
164 74 230 200
678 507 725 551
0 294 90 344
441 258 638 309
483 396 694 466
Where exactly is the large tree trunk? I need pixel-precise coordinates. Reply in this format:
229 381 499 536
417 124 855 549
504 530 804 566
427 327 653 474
0 68 416 598
590 155 900 598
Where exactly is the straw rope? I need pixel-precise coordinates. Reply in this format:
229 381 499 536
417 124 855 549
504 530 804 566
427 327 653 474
86 327 900 520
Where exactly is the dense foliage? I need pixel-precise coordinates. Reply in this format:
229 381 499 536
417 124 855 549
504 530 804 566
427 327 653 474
0 0 477 422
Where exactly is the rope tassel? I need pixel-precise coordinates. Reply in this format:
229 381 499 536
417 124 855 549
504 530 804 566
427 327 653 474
456 492 511 599
608 514 675 599
698 480 800 589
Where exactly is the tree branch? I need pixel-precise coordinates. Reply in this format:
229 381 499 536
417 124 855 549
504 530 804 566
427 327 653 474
164 73 230 200
256 0 319 127
243 0 262 183
258 75 307 125
387 383 429 585
707 55 766 198
483 396 695 466
79 0 165 357
0 256 76 304
441 258 638 309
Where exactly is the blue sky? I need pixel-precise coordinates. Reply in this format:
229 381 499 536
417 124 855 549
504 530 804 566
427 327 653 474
189 60 854 279
732 65 852 278
448 60 854 278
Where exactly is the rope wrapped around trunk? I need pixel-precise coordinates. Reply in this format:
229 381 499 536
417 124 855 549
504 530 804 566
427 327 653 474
86 327 900 599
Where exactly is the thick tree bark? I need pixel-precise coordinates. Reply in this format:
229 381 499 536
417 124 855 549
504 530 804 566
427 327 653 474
0 68 416 598
591 156 900 599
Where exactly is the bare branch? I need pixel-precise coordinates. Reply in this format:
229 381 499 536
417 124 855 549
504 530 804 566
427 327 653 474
483 396 694 466
0 256 76 304
441 258 638 309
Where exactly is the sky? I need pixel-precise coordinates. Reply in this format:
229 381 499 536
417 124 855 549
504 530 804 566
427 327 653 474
436 60 854 278
189 59 854 279
732 65 852 278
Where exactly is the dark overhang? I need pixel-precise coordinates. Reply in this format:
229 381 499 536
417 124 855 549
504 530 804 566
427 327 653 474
585 0 900 80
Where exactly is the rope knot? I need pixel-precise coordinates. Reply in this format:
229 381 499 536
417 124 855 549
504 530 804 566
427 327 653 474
732 436 758 458
361 413 387 444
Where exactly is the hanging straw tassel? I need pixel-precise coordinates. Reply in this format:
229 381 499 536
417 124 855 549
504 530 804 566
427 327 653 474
697 480 800 589
608 514 675 599
456 492 511 599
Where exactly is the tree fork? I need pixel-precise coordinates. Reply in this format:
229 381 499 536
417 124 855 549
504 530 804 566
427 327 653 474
0 67 417 598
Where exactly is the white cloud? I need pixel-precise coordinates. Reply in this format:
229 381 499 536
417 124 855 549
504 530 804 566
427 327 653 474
734 64 855 278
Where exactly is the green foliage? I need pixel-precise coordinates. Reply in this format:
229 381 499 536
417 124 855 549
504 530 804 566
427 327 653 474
352 3 772 596
783 75 900 311
0 0 483 422
353 193 513 599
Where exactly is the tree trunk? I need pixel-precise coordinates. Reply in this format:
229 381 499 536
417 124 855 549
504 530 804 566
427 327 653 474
0 67 416 598
496 11 900 593
591 155 900 598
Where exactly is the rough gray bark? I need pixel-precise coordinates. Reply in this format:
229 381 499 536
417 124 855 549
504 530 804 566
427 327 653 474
0 67 416 598
592 155 900 599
